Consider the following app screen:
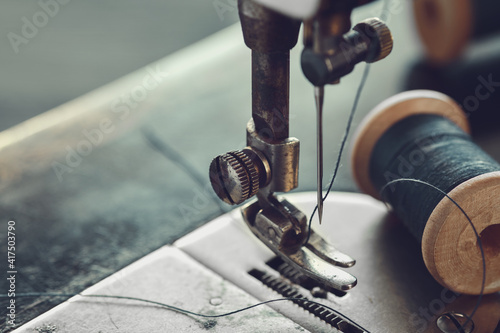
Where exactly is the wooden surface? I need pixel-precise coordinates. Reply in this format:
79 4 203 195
424 171 500 295
413 0 472 63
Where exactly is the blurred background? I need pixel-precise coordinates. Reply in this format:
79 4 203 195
0 2 243 330
0 0 238 131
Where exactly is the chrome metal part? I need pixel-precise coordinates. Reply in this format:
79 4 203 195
244 115 356 291
305 231 355 268
247 119 299 193
287 247 357 291
209 147 271 205
247 191 307 253
241 193 357 291
248 269 365 332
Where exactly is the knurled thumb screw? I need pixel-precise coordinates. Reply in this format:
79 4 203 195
301 17 393 86
209 147 271 205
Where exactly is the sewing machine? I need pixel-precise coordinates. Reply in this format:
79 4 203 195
4 1 500 332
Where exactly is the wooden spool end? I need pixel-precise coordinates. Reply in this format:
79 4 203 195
413 0 473 63
425 171 500 294
351 90 500 294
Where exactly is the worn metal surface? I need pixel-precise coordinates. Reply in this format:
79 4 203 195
13 247 307 333
239 0 301 142
209 148 262 205
246 120 300 193
177 192 500 333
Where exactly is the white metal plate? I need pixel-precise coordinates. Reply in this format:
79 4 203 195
13 247 307 333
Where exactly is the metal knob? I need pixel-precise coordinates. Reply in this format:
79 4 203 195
301 17 394 86
209 147 270 205
353 18 393 63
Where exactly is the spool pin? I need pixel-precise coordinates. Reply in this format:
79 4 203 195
414 0 500 63
352 90 500 295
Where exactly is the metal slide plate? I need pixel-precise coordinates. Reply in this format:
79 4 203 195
13 247 305 333
176 192 500 333
15 192 500 332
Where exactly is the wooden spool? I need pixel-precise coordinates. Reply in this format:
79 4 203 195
351 90 500 294
413 0 500 63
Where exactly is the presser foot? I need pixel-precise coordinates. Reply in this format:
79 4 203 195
241 193 357 291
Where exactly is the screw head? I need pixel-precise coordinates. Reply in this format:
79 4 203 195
209 149 260 205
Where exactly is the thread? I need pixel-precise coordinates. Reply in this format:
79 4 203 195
142 127 228 214
306 0 391 234
302 16 387 332
351 90 500 295
381 178 485 330
371 114 499 240
306 61 371 244
0 293 371 333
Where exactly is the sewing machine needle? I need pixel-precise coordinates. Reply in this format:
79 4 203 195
315 86 324 224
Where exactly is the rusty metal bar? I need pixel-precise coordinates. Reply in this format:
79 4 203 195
252 50 290 141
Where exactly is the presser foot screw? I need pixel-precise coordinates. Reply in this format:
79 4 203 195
209 147 270 205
